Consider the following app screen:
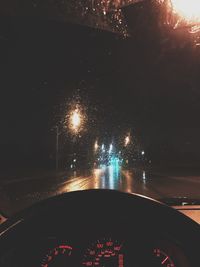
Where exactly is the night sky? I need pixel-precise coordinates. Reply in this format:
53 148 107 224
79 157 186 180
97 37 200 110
1 2 200 172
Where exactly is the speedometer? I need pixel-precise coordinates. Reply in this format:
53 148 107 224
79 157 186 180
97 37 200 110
153 248 175 267
82 238 124 267
41 244 73 267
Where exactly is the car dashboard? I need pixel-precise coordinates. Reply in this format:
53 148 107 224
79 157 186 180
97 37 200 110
0 230 191 267
0 190 199 267
173 205 200 224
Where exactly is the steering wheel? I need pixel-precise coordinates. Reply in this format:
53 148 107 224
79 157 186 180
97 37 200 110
0 190 199 267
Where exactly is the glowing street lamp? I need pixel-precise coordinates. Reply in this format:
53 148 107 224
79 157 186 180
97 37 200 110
70 108 81 132
124 134 130 147
68 105 84 135
94 140 99 152
101 144 105 152
109 144 113 154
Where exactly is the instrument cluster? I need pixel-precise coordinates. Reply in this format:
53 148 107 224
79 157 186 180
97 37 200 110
33 236 190 267
0 191 196 267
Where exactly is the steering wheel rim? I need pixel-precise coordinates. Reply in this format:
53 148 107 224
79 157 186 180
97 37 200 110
0 189 199 266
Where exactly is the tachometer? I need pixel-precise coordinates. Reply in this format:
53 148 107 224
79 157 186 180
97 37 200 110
153 248 175 267
82 238 124 267
41 244 73 267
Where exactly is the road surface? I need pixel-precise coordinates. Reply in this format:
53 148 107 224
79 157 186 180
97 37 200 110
0 167 200 216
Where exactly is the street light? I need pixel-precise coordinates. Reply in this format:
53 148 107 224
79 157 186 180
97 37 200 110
67 104 86 171
101 144 105 152
124 134 130 147
69 108 82 134
109 144 113 154
94 140 99 152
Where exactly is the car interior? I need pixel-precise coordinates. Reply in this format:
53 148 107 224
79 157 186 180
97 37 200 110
0 1 200 266
0 190 199 267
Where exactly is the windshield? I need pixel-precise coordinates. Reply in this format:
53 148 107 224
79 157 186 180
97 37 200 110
0 0 200 216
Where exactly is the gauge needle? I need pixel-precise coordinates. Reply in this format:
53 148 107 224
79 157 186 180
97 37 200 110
161 256 169 265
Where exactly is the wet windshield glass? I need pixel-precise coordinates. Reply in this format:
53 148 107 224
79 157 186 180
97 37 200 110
0 0 200 215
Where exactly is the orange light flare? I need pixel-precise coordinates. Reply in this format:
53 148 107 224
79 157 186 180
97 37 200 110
94 140 99 152
170 0 200 23
158 0 200 43
124 134 131 147
68 105 85 135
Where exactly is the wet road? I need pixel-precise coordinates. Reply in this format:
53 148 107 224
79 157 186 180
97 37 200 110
0 167 200 216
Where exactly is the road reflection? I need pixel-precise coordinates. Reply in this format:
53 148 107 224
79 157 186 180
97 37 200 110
92 165 121 190
56 164 200 202
3 166 200 216
59 165 150 195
